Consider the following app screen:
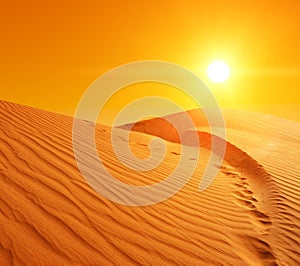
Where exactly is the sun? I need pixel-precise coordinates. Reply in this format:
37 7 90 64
207 60 230 83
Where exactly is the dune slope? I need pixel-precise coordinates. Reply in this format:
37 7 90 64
123 108 300 266
0 100 299 265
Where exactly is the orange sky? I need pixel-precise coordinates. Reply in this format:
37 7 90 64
1 0 300 124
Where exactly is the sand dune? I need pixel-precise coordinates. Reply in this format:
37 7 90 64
0 100 299 265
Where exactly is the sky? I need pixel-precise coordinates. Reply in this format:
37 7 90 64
1 0 300 125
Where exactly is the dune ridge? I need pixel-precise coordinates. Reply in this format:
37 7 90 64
0 100 299 265
122 115 278 205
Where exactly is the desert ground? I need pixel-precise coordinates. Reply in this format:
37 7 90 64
0 100 299 265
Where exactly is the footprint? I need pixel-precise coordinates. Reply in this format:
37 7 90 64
233 198 256 210
233 190 254 201
231 171 274 236
231 183 244 189
228 166 277 265
241 189 253 196
137 143 147 147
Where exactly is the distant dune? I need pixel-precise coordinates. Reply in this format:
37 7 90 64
0 100 299 265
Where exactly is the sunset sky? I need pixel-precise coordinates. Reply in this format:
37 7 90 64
1 0 300 124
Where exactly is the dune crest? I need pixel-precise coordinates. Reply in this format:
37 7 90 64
1 100 299 265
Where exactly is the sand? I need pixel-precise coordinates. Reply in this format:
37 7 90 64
0 100 299 265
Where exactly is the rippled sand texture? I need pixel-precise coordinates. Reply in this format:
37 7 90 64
0 100 299 265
